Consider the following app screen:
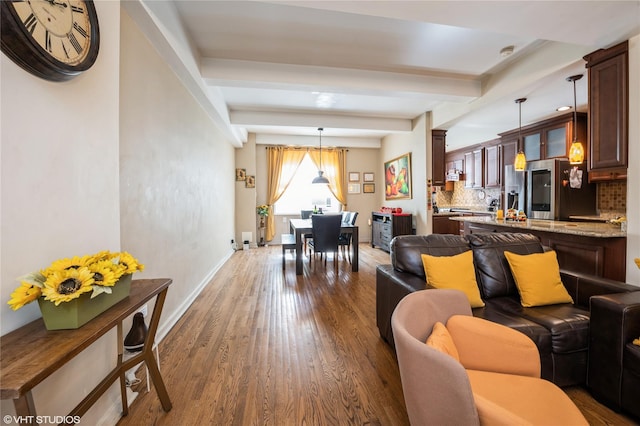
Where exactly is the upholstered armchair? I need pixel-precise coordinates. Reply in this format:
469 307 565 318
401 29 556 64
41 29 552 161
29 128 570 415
391 289 588 425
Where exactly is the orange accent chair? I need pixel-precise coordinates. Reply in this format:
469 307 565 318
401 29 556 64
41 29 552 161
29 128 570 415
391 289 588 425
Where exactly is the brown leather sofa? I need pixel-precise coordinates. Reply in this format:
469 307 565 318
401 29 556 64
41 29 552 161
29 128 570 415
376 232 640 387
588 291 640 421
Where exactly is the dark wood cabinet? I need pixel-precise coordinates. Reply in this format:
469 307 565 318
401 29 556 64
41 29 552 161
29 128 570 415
499 112 586 162
484 143 501 188
463 148 484 188
502 140 518 167
433 215 460 235
584 41 628 180
432 130 447 186
472 148 484 189
462 221 626 281
371 212 413 252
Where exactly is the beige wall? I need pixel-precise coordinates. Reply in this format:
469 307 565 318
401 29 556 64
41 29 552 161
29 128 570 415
0 3 237 423
119 10 236 330
380 113 430 235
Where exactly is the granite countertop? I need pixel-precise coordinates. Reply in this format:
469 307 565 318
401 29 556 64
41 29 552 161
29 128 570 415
449 215 626 238
434 207 493 216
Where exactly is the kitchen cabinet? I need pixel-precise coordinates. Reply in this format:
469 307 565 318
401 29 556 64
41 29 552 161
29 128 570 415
502 140 518 167
472 148 484 189
484 143 501 188
461 221 626 281
433 215 460 235
463 148 485 189
371 212 413 252
463 151 474 188
432 130 447 186
499 112 586 162
584 41 628 181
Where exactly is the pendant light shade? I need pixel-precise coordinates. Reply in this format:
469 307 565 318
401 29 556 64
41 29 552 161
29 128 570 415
567 74 585 164
312 127 330 184
514 98 527 171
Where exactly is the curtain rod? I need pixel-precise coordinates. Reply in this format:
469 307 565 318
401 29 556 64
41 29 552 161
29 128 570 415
264 146 349 151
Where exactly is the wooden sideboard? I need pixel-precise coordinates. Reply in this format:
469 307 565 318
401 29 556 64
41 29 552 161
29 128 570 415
371 212 413 252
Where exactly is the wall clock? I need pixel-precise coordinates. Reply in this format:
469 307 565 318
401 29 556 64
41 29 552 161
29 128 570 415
1 0 100 82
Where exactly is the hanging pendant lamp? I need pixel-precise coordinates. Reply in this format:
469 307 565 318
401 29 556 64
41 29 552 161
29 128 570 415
312 127 330 184
567 74 585 164
514 98 527 172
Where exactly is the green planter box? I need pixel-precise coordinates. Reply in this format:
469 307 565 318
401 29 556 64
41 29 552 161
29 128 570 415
37 274 132 330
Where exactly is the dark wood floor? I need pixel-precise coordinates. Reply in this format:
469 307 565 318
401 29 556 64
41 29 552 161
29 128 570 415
118 243 637 425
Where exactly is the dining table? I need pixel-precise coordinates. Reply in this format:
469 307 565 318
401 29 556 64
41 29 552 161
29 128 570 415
289 218 359 275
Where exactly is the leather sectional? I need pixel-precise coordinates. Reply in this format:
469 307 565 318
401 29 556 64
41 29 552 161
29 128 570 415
376 232 640 391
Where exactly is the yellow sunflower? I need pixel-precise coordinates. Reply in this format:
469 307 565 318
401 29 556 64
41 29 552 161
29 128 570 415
115 251 144 275
7 282 42 311
87 260 119 287
42 267 95 306
43 255 91 276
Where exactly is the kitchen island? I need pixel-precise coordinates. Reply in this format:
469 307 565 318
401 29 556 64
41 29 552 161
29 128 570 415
450 216 627 281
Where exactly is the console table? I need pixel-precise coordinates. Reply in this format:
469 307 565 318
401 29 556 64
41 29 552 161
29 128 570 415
0 278 173 424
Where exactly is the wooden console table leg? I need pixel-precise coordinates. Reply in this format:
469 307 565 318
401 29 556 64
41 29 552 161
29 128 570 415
13 392 36 421
144 289 172 412
117 323 129 416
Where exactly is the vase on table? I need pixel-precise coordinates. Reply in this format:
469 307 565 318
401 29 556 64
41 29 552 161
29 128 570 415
37 274 132 330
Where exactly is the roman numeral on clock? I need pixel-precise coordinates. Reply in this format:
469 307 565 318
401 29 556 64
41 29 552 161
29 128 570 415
68 32 82 54
73 22 89 39
23 13 37 34
45 30 52 52
71 5 84 13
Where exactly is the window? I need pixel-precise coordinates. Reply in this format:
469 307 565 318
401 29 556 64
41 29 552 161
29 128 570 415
274 154 340 215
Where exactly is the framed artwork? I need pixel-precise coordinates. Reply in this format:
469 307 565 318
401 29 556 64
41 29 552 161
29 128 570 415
363 172 375 182
384 152 412 200
347 183 361 194
349 172 360 182
363 183 375 193
245 175 255 188
236 168 246 181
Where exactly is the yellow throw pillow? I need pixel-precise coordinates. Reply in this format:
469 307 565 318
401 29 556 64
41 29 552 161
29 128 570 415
504 250 573 307
426 321 460 362
421 251 485 308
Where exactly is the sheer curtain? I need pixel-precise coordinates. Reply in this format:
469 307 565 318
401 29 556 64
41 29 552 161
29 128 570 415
265 147 306 241
308 147 348 208
265 146 348 242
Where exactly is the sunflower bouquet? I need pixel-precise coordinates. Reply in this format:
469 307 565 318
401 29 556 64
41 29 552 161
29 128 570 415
8 251 144 310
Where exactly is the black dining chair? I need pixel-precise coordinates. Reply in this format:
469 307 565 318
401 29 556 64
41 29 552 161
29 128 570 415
308 214 343 267
300 210 314 254
338 211 358 262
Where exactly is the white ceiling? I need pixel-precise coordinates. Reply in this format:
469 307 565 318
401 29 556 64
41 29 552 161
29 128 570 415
132 0 640 150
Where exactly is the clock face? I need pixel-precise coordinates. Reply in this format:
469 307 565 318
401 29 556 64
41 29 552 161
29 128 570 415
1 0 99 81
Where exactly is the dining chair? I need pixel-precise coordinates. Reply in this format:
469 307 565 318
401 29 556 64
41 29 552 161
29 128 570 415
338 211 358 262
309 214 343 267
300 210 314 254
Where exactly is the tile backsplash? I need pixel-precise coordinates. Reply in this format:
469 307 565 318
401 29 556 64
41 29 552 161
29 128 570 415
597 181 627 215
435 181 501 210
435 180 627 217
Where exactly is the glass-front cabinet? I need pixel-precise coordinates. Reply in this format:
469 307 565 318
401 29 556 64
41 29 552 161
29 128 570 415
500 112 586 163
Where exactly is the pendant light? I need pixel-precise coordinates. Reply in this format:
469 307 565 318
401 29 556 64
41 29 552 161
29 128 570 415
514 98 527 171
567 74 585 164
312 127 330 184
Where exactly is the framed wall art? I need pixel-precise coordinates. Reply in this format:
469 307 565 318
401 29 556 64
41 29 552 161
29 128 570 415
349 172 360 182
236 168 246 181
347 183 361 194
363 183 375 193
384 152 412 200
245 175 255 188
363 172 375 182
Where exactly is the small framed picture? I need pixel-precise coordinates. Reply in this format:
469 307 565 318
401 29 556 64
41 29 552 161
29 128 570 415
236 168 246 181
363 172 374 182
349 172 360 182
347 183 361 194
245 175 255 188
363 183 375 193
